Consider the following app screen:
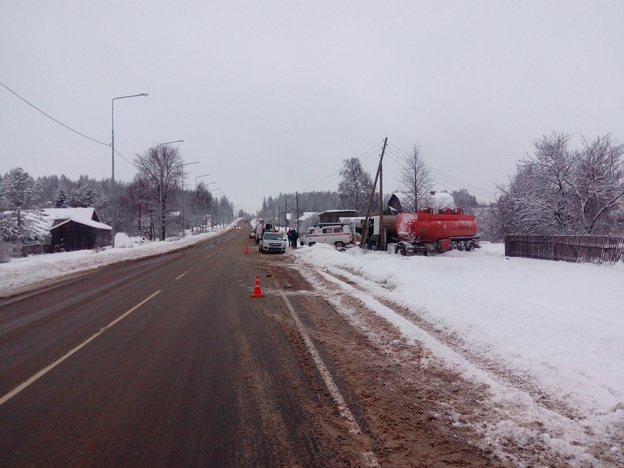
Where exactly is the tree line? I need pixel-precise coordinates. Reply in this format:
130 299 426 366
0 144 235 258
3 132 623 258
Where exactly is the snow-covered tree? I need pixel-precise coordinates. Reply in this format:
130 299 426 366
189 181 213 228
55 186 69 208
338 158 373 213
69 176 103 208
0 167 41 243
451 188 479 209
497 132 624 236
570 134 624 233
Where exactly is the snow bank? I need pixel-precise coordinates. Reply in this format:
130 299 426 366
0 223 238 296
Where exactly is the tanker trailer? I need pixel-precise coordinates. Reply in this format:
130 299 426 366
364 209 479 255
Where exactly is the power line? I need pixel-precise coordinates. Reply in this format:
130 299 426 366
303 140 384 192
387 143 497 199
0 80 110 147
114 149 139 170
387 148 495 198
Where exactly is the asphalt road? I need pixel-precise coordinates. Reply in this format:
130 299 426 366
0 226 368 467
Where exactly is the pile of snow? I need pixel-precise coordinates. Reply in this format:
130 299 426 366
113 232 134 248
294 243 624 465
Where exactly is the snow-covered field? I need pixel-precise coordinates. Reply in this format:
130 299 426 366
294 243 624 466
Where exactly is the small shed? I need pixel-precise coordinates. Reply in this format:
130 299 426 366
42 208 112 251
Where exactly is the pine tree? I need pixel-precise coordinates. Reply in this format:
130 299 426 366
0 167 41 242
55 187 69 208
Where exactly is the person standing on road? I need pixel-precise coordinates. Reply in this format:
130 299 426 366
289 228 298 249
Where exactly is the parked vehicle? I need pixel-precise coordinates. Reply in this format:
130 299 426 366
249 228 256 239
259 231 287 254
301 223 354 248
363 209 479 255
254 219 274 243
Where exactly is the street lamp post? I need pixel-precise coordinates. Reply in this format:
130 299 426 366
111 93 148 247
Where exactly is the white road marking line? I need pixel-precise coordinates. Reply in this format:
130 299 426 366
0 290 161 407
175 271 188 280
206 255 212 259
274 285 381 468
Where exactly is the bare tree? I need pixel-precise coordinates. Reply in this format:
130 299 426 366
397 145 433 211
189 181 213 230
338 158 373 213
134 145 184 240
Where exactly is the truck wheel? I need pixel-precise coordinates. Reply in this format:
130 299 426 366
335 241 344 248
398 245 407 256
308 242 315 247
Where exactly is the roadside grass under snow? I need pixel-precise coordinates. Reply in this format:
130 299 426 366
293 242 624 466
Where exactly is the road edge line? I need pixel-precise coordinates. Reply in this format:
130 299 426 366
274 284 380 467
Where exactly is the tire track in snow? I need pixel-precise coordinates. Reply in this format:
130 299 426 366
296 263 608 467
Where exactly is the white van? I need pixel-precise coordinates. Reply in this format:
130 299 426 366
301 224 353 247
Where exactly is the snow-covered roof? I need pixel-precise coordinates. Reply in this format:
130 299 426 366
40 208 110 231
51 218 112 231
41 207 98 223
320 209 358 213
429 192 456 210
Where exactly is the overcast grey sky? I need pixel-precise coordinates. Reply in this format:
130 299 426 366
2 1 623 212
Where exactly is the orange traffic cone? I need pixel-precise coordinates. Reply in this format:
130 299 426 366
245 246 249 255
251 275 265 298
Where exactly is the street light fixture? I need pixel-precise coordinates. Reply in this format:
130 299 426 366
159 139 184 148
111 92 148 247
194 173 210 188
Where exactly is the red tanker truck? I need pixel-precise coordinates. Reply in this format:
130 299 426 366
362 208 479 255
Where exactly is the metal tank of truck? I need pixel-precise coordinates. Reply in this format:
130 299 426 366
362 209 479 255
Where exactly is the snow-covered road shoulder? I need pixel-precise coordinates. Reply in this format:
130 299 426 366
0 227 234 298
293 243 624 466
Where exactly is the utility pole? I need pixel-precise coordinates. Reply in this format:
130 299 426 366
379 145 384 250
285 198 288 227
296 192 299 232
361 137 388 249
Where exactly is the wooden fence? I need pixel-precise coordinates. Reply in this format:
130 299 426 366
504 235 624 264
